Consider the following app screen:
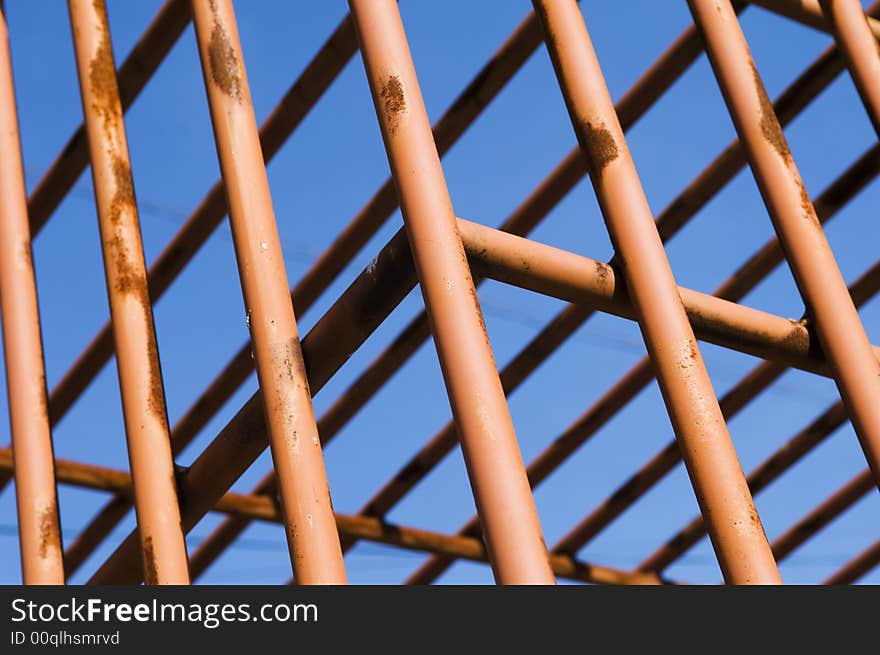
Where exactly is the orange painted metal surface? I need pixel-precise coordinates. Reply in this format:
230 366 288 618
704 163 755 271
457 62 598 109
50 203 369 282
1 0 879 586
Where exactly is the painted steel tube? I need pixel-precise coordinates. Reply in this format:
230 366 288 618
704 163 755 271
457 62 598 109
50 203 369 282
68 0 189 584
825 539 880 584
533 0 779 584
63 7 547 576
818 0 880 137
751 0 880 36
189 10 722 580
190 0 345 584
690 0 880 495
0 0 192 496
0 7 64 585
347 0 555 584
87 210 417 584
0 449 662 586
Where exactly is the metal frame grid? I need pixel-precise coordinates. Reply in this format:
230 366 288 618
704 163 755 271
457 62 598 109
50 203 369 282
1 0 879 584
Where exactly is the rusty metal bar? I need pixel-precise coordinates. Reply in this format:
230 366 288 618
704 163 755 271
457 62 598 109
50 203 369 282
641 403 850 572
65 6 549 578
3 0 876 587
691 0 880 495
0 450 664 586
348 0 554 584
635 256 880 572
462 220 880 372
544 0 783 584
0 0 192 497
188 11 723 581
28 0 191 238
751 0 880 36
68 0 189 584
0 11 358 507
403 2 880 585
342 31 878 585
406 158 879 585
190 0 345 584
818 0 880 136
543 150 880 562
87 206 417 584
771 469 874 561
825 539 880 584
0 6 64 585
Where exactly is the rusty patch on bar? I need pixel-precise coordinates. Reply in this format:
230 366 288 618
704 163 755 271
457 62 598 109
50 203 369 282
582 121 618 179
380 75 406 135
751 61 791 165
19 240 32 270
678 338 698 369
146 329 167 423
142 535 159 584
105 235 133 295
89 0 119 138
271 337 312 451
38 503 60 559
798 180 820 225
110 155 135 225
468 285 493 352
208 6 242 101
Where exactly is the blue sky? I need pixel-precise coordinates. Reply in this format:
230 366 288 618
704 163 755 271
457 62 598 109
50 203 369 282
0 0 878 584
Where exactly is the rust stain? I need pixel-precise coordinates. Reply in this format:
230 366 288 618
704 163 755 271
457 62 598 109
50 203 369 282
208 12 243 101
89 0 120 140
110 155 135 225
106 234 138 295
679 338 698 369
101 153 165 423
380 74 406 135
751 61 791 165
271 337 313 451
146 327 167 424
105 155 143 297
798 180 820 225
582 120 618 179
142 535 159 584
19 240 32 270
38 503 60 559
780 318 812 357
468 285 493 353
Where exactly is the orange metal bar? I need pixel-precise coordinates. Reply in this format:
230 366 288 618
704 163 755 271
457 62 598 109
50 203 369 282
818 0 880 137
28 0 191 238
0 6 64 585
542 148 880 564
751 0 880 37
64 8 545 577
532 0 780 584
691 0 880 494
68 0 189 584
61 14 358 576
188 11 720 581
347 0 554 584
825 539 880 584
88 227 419 584
771 469 874 561
356 35 876 585
0 449 664 586
189 0 345 584
404 2 880 586
640 402 850 573
0 0 192 496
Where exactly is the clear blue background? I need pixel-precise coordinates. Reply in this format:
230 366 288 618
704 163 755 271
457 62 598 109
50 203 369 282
0 0 878 584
